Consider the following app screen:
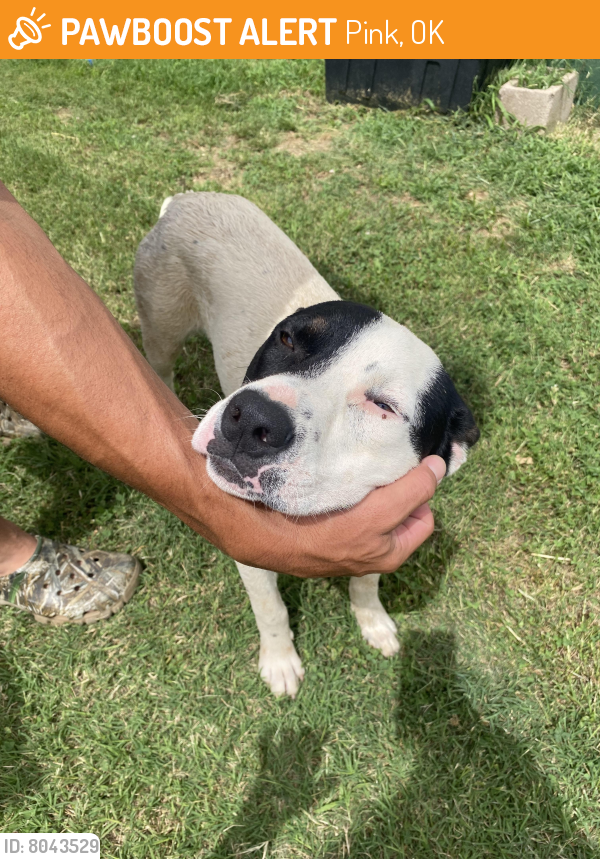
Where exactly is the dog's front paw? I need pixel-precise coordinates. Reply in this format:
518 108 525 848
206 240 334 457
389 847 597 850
352 607 400 657
259 643 305 698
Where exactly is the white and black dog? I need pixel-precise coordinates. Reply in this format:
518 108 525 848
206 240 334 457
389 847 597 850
134 192 479 697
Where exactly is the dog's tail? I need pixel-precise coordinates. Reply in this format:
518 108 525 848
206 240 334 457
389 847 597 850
159 196 174 219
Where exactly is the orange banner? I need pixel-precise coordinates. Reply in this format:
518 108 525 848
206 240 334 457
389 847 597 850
1 0 599 59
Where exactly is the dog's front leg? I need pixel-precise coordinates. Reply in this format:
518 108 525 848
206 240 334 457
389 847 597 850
236 563 305 698
349 573 400 657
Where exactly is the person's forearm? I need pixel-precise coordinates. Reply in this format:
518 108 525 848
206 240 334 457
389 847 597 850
0 183 231 547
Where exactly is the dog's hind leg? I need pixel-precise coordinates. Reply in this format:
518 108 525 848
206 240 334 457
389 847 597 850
137 316 190 392
134 266 201 392
237 562 305 698
349 574 400 657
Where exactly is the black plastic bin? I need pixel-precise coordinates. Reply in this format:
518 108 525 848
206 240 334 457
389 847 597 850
325 59 511 112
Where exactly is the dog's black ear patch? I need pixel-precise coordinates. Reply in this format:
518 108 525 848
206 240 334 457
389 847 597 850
410 368 479 472
244 300 381 383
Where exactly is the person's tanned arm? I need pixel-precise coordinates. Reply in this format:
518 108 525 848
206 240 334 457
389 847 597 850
0 182 444 577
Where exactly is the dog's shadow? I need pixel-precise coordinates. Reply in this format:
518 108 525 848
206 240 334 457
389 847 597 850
379 517 455 615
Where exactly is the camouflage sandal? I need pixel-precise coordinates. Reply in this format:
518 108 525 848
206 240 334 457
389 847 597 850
0 400 42 439
0 536 141 625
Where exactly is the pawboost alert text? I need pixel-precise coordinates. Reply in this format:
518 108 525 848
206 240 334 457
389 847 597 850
60 17 444 46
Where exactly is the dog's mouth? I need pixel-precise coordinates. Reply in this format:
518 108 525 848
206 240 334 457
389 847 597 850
208 454 250 491
207 451 289 507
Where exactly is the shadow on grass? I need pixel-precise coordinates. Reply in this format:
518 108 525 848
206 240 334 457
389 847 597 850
346 630 595 859
277 518 456 647
201 629 592 859
6 436 125 546
171 332 224 417
125 323 224 419
0 651 43 820
381 519 456 615
210 726 329 859
303 515 455 624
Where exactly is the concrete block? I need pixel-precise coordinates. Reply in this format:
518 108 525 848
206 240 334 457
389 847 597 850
498 71 579 132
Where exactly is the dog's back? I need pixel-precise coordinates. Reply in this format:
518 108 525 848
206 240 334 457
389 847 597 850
134 192 337 394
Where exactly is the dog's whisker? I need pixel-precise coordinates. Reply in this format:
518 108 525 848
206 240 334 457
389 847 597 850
172 414 201 426
194 387 224 401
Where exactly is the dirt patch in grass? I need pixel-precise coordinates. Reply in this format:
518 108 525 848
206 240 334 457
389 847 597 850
56 107 73 122
214 92 244 107
396 192 424 209
547 253 578 274
192 135 241 188
552 114 600 149
279 90 327 117
275 130 337 156
474 198 528 239
476 216 514 239
467 189 489 202
204 155 238 188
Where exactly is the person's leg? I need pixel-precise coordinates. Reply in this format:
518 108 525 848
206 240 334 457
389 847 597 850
1 403 140 622
0 516 38 575
1 411 139 623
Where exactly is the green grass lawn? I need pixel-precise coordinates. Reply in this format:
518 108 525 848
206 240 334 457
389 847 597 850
1 59 599 858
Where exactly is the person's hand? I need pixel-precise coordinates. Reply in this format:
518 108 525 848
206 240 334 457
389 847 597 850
215 456 445 577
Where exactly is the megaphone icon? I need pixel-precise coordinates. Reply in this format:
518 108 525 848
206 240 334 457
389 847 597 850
9 15 44 50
